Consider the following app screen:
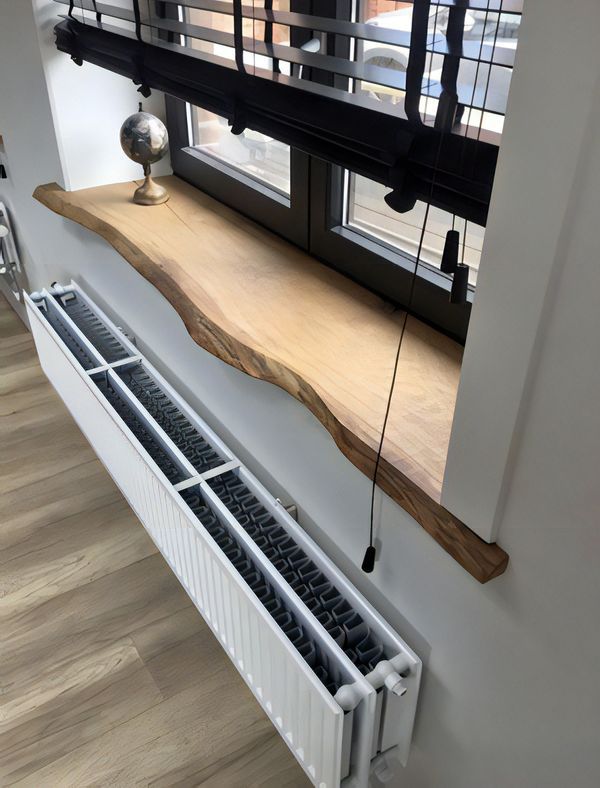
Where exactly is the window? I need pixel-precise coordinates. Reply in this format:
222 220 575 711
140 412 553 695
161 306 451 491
54 0 521 343
168 1 521 343
334 1 520 296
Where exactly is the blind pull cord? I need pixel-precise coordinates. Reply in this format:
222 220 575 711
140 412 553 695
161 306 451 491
361 202 432 574
363 0 497 572
363 0 452 574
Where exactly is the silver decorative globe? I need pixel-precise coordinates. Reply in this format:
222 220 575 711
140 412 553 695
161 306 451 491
119 107 169 205
120 110 169 165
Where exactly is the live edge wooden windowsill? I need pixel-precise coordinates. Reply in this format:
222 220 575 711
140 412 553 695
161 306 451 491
34 176 508 583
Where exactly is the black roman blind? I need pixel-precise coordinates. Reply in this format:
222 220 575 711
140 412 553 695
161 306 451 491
53 1 522 225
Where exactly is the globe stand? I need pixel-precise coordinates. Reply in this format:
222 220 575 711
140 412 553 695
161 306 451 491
133 162 169 206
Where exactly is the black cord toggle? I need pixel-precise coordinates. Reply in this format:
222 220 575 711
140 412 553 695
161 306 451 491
361 545 376 574
450 264 469 304
441 229 460 273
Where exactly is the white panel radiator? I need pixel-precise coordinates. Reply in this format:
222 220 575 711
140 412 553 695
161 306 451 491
24 283 421 788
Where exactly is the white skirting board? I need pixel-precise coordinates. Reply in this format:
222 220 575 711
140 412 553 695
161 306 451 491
24 283 421 788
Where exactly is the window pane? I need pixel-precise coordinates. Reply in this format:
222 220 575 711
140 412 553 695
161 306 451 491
357 1 411 107
185 3 292 195
189 106 291 195
357 3 520 135
347 174 483 285
186 3 291 67
345 2 521 286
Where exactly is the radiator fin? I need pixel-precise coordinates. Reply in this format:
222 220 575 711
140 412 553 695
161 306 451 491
54 291 130 362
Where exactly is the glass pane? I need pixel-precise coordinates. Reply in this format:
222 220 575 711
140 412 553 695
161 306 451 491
356 3 520 135
355 1 411 108
347 174 483 285
185 3 292 195
189 107 291 195
186 2 291 71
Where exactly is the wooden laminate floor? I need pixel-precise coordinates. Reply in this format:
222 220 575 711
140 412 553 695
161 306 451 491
0 295 309 787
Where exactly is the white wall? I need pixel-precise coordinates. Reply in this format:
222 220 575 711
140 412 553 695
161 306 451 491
33 0 170 192
443 0 600 543
0 0 169 312
1 2 599 787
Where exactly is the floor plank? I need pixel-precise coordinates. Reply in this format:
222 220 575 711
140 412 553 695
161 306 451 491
0 460 120 550
0 642 163 784
0 295 309 787
0 499 156 613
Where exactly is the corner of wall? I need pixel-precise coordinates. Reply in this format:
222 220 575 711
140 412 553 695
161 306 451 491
31 0 171 193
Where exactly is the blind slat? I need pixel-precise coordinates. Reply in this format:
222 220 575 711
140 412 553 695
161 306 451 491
54 0 517 68
59 2 512 116
159 0 524 15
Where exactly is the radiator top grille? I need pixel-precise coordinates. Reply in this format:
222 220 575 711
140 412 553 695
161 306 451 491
117 365 226 476
181 486 343 696
93 374 187 485
54 292 130 362
209 472 385 676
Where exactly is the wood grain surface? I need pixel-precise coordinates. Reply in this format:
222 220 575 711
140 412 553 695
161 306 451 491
0 295 309 787
33 179 508 582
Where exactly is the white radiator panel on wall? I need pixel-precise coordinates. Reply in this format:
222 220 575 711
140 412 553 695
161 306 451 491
24 283 421 787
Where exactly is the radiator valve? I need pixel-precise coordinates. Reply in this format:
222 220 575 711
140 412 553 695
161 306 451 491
365 656 411 697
